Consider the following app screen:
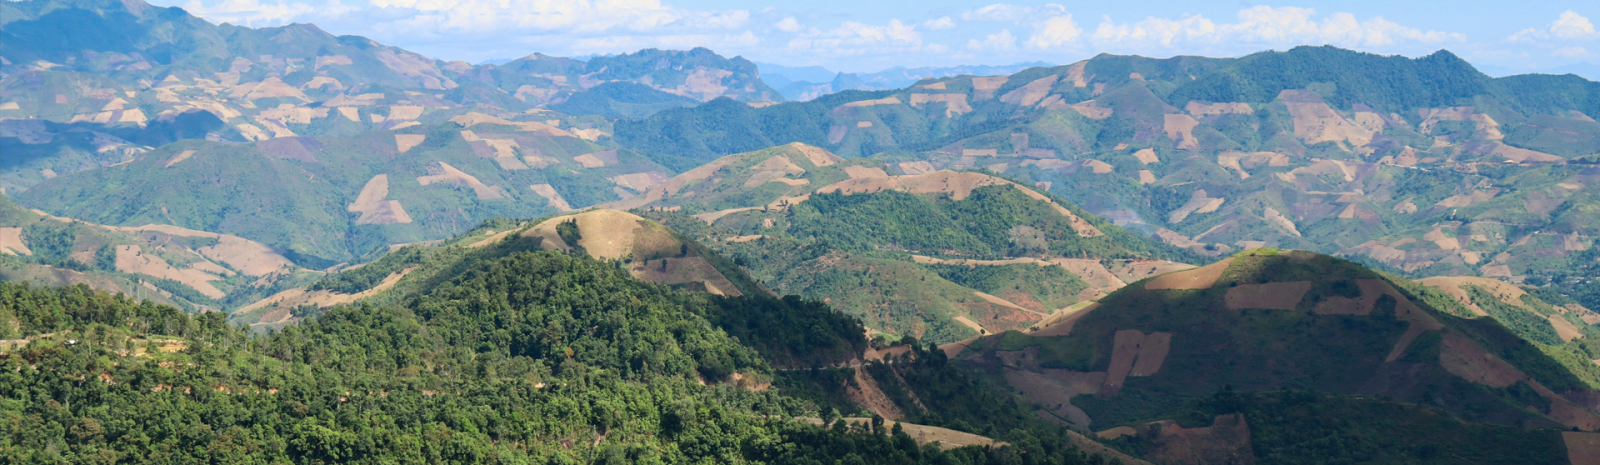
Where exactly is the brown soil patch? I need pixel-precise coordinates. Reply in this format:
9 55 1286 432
898 161 936 175
1103 329 1147 395
727 235 764 243
395 134 426 153
573 153 606 168
467 229 520 248
347 175 395 219
840 96 903 108
1130 332 1172 376
846 365 906 419
0 228 31 255
1164 114 1201 150
908 93 973 117
789 143 844 167
1138 170 1156 184
1490 142 1564 163
609 171 670 192
972 291 1043 314
386 105 423 120
953 315 988 335
845 165 889 179
1109 260 1196 284
164 150 197 168
1138 414 1257 465
1418 276 1524 316
630 256 743 296
597 151 749 210
1225 281 1313 310
939 337 981 359
1264 207 1302 237
1049 258 1128 296
1000 75 1059 107
449 112 577 138
356 201 411 225
1145 257 1233 290
417 162 504 199
1168 189 1226 224
528 184 574 212
525 210 644 260
1098 426 1137 440
797 417 1003 450
1132 148 1160 165
1217 152 1251 179
1550 315 1585 343
239 267 417 322
1084 160 1114 173
1029 302 1099 337
1278 89 1373 146
229 77 308 101
1564 432 1600 465
694 207 762 225
1007 367 1094 428
114 245 225 299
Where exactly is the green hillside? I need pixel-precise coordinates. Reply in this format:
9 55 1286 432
606 143 1199 344
0 223 1124 464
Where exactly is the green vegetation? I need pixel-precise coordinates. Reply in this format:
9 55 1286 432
551 82 700 119
928 263 1088 312
0 252 1117 464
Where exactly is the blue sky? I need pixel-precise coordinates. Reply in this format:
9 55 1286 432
148 0 1600 74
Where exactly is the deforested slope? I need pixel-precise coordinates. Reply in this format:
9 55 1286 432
954 248 1600 463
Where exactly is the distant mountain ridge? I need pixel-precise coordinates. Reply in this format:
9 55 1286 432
756 61 1055 101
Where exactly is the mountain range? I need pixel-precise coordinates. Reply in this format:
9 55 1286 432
6 0 1600 462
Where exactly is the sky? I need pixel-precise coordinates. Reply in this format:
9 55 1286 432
147 0 1600 75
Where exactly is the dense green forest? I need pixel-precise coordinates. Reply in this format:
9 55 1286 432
0 248 1117 464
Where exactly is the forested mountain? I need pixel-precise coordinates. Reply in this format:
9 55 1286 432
0 212 1135 464
7 1 1600 462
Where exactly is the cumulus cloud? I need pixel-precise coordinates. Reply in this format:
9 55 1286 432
1027 15 1081 49
968 29 1017 52
1511 10 1599 42
775 17 805 33
923 17 956 30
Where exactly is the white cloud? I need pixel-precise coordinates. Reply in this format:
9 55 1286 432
1028 14 1081 48
960 4 1051 22
1090 6 1463 49
783 19 933 59
923 17 956 31
181 0 337 26
1552 10 1597 39
1511 10 1599 43
1553 46 1588 57
775 17 804 33
968 29 1017 52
